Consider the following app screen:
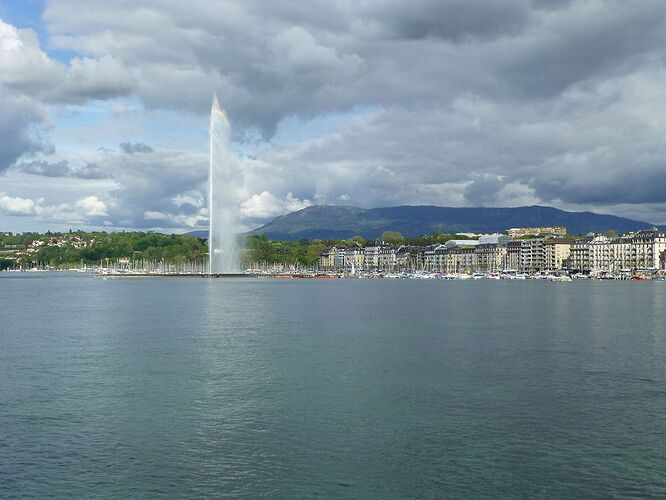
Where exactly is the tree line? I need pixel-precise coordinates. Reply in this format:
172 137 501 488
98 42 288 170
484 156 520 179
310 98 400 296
0 229 525 269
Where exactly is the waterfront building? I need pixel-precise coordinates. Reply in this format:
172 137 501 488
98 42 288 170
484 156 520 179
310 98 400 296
422 244 437 271
589 235 626 274
628 230 666 270
567 237 592 272
395 245 422 269
316 229 666 274
543 239 571 271
423 244 446 271
475 244 507 272
569 230 666 274
344 247 365 270
505 241 522 271
334 247 346 269
588 235 610 273
519 239 543 272
444 247 477 273
318 246 337 269
378 245 397 269
363 244 396 270
364 245 380 269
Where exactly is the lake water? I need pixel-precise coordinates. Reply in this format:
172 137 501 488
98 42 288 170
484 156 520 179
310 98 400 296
2 273 666 498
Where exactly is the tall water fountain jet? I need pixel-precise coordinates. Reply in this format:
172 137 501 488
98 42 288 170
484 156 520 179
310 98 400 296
208 95 241 274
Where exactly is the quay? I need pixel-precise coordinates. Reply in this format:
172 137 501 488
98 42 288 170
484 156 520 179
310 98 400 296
94 272 264 279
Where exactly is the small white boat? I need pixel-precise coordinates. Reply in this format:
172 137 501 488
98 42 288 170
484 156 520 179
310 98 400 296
549 275 573 282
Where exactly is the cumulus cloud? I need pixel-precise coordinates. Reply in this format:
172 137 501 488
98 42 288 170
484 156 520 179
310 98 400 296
56 147 211 229
240 191 312 220
0 192 111 222
0 19 61 91
0 17 131 175
75 195 108 216
0 193 39 216
0 18 133 104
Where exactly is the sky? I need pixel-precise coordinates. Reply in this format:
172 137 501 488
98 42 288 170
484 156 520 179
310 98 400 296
1 0 666 233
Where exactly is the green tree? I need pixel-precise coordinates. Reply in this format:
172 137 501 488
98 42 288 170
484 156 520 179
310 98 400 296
380 231 405 245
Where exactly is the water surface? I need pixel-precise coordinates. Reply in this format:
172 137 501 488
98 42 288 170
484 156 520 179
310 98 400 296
2 274 666 498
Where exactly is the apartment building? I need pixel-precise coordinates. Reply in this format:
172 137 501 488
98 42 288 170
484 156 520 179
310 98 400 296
344 247 365 269
475 243 507 272
363 244 397 270
572 230 666 274
544 239 572 271
505 241 522 271
568 237 592 272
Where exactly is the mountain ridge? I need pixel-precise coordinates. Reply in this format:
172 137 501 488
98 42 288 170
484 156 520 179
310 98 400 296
189 205 664 240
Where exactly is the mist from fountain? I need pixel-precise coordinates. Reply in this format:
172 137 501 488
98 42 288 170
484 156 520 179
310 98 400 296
208 95 241 274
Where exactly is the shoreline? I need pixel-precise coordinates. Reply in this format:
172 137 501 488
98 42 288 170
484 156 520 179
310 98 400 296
3 269 664 281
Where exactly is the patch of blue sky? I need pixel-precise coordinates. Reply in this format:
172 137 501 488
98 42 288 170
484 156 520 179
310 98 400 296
51 97 209 154
51 97 145 151
0 0 77 63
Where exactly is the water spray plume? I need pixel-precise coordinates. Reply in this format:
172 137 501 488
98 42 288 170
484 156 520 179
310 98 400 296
208 94 241 274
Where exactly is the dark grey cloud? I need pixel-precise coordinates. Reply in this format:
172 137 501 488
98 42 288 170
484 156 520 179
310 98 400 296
357 0 533 42
498 2 666 98
464 174 505 205
119 142 154 154
20 160 72 177
0 94 51 172
18 160 112 179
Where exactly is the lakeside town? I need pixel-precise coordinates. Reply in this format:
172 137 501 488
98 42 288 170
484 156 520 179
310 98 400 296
313 226 666 280
318 226 666 275
2 225 666 280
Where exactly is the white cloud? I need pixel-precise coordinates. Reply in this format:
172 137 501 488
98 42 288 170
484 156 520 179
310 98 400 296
143 210 169 220
0 18 133 104
172 191 204 208
241 191 312 219
0 191 112 223
74 195 108 216
0 19 60 90
0 193 39 216
144 208 207 228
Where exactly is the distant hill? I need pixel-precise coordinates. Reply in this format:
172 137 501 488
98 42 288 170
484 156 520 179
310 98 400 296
186 205 662 240
242 205 662 240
